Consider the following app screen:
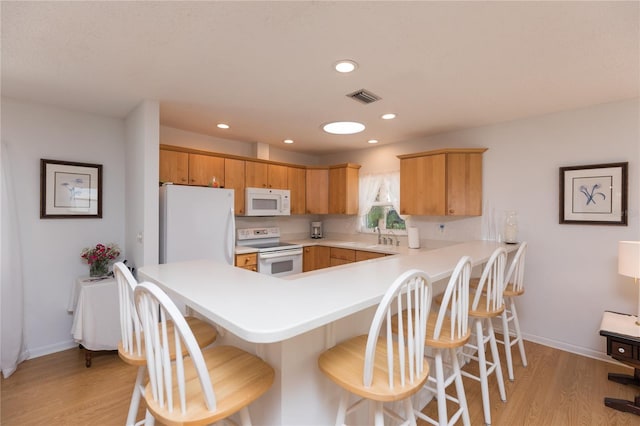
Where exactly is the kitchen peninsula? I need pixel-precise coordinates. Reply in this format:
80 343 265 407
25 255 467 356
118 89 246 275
139 240 516 425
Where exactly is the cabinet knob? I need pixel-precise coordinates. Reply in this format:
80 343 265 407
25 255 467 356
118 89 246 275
449 209 455 214
618 347 626 354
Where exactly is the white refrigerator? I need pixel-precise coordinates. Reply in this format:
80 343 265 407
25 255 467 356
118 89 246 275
160 184 235 265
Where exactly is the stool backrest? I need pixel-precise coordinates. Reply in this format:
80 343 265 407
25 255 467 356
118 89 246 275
432 256 471 341
471 248 507 313
364 269 432 388
114 262 143 357
504 242 527 293
134 281 217 414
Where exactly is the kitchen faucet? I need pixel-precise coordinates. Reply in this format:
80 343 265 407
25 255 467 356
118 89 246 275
374 226 382 244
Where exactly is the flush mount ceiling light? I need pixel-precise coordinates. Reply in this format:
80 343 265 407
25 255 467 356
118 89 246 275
217 123 230 129
368 139 379 144
334 60 358 73
381 113 397 120
283 139 294 144
322 121 365 135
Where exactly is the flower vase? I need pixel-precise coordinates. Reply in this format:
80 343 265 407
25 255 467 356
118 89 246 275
89 260 109 277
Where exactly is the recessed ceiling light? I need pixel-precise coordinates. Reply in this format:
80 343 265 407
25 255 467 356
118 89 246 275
322 121 365 135
368 139 379 144
381 113 396 120
217 123 230 129
334 60 358 73
283 139 294 144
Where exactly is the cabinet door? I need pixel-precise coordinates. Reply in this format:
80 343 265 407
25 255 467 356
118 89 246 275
268 165 288 189
288 167 306 215
225 158 246 215
303 246 331 272
245 161 269 188
189 154 225 187
306 169 329 214
329 166 359 215
446 153 483 216
159 150 189 185
330 247 356 262
399 154 446 215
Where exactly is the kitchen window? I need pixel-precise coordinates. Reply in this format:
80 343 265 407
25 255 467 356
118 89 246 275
359 172 407 234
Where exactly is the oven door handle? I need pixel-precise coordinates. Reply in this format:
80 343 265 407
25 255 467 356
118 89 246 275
259 249 303 260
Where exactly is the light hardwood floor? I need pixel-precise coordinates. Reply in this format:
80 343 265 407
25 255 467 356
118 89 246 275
1 340 639 425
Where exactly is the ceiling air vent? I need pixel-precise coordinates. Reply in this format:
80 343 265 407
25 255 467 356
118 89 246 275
347 89 381 104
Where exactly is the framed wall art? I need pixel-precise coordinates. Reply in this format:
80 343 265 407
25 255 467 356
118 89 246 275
40 159 102 219
559 162 627 225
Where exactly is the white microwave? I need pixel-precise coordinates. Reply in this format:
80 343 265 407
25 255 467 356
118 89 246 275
245 187 291 216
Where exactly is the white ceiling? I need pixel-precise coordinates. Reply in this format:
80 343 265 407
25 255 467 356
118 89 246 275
2 1 639 155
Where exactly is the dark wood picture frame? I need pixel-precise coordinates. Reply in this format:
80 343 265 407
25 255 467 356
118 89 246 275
559 162 628 225
40 159 103 219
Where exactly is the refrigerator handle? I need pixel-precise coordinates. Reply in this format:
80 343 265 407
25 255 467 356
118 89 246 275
226 207 236 265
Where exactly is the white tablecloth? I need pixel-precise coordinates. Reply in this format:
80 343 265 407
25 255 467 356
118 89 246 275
68 276 120 350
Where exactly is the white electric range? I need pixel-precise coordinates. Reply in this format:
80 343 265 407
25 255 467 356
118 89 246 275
237 227 303 277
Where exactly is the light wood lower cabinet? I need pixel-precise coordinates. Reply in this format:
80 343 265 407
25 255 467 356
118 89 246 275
303 246 331 272
329 247 356 266
355 250 387 261
235 253 257 272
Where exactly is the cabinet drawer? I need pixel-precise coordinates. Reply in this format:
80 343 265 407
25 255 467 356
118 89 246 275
236 253 257 267
330 247 356 262
355 250 387 261
610 339 636 361
330 257 353 267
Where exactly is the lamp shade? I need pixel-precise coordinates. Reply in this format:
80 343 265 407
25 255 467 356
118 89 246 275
618 241 640 279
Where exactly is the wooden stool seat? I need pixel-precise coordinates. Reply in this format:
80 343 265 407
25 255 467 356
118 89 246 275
114 262 218 426
135 282 274 426
144 345 274 425
460 248 508 426
395 257 473 426
318 269 433 425
318 334 430 402
117 316 217 365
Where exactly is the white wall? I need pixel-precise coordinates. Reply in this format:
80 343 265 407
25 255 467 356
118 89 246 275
125 101 160 271
1 98 126 357
160 125 320 166
320 99 640 359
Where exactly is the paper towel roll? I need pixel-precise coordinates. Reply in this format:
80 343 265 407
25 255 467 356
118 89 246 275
408 227 420 249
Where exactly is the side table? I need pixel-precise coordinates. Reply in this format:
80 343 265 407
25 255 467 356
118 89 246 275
68 276 120 366
599 310 640 415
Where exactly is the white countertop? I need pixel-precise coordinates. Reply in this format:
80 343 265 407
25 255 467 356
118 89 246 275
139 240 516 344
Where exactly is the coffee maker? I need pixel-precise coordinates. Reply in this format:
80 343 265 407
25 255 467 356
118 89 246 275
310 221 323 239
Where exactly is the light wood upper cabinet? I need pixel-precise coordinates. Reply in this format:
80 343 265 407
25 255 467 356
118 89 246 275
288 166 306 215
224 158 246 215
306 168 329 214
189 154 225 187
398 148 487 216
329 164 360 215
159 150 189 184
246 162 288 189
